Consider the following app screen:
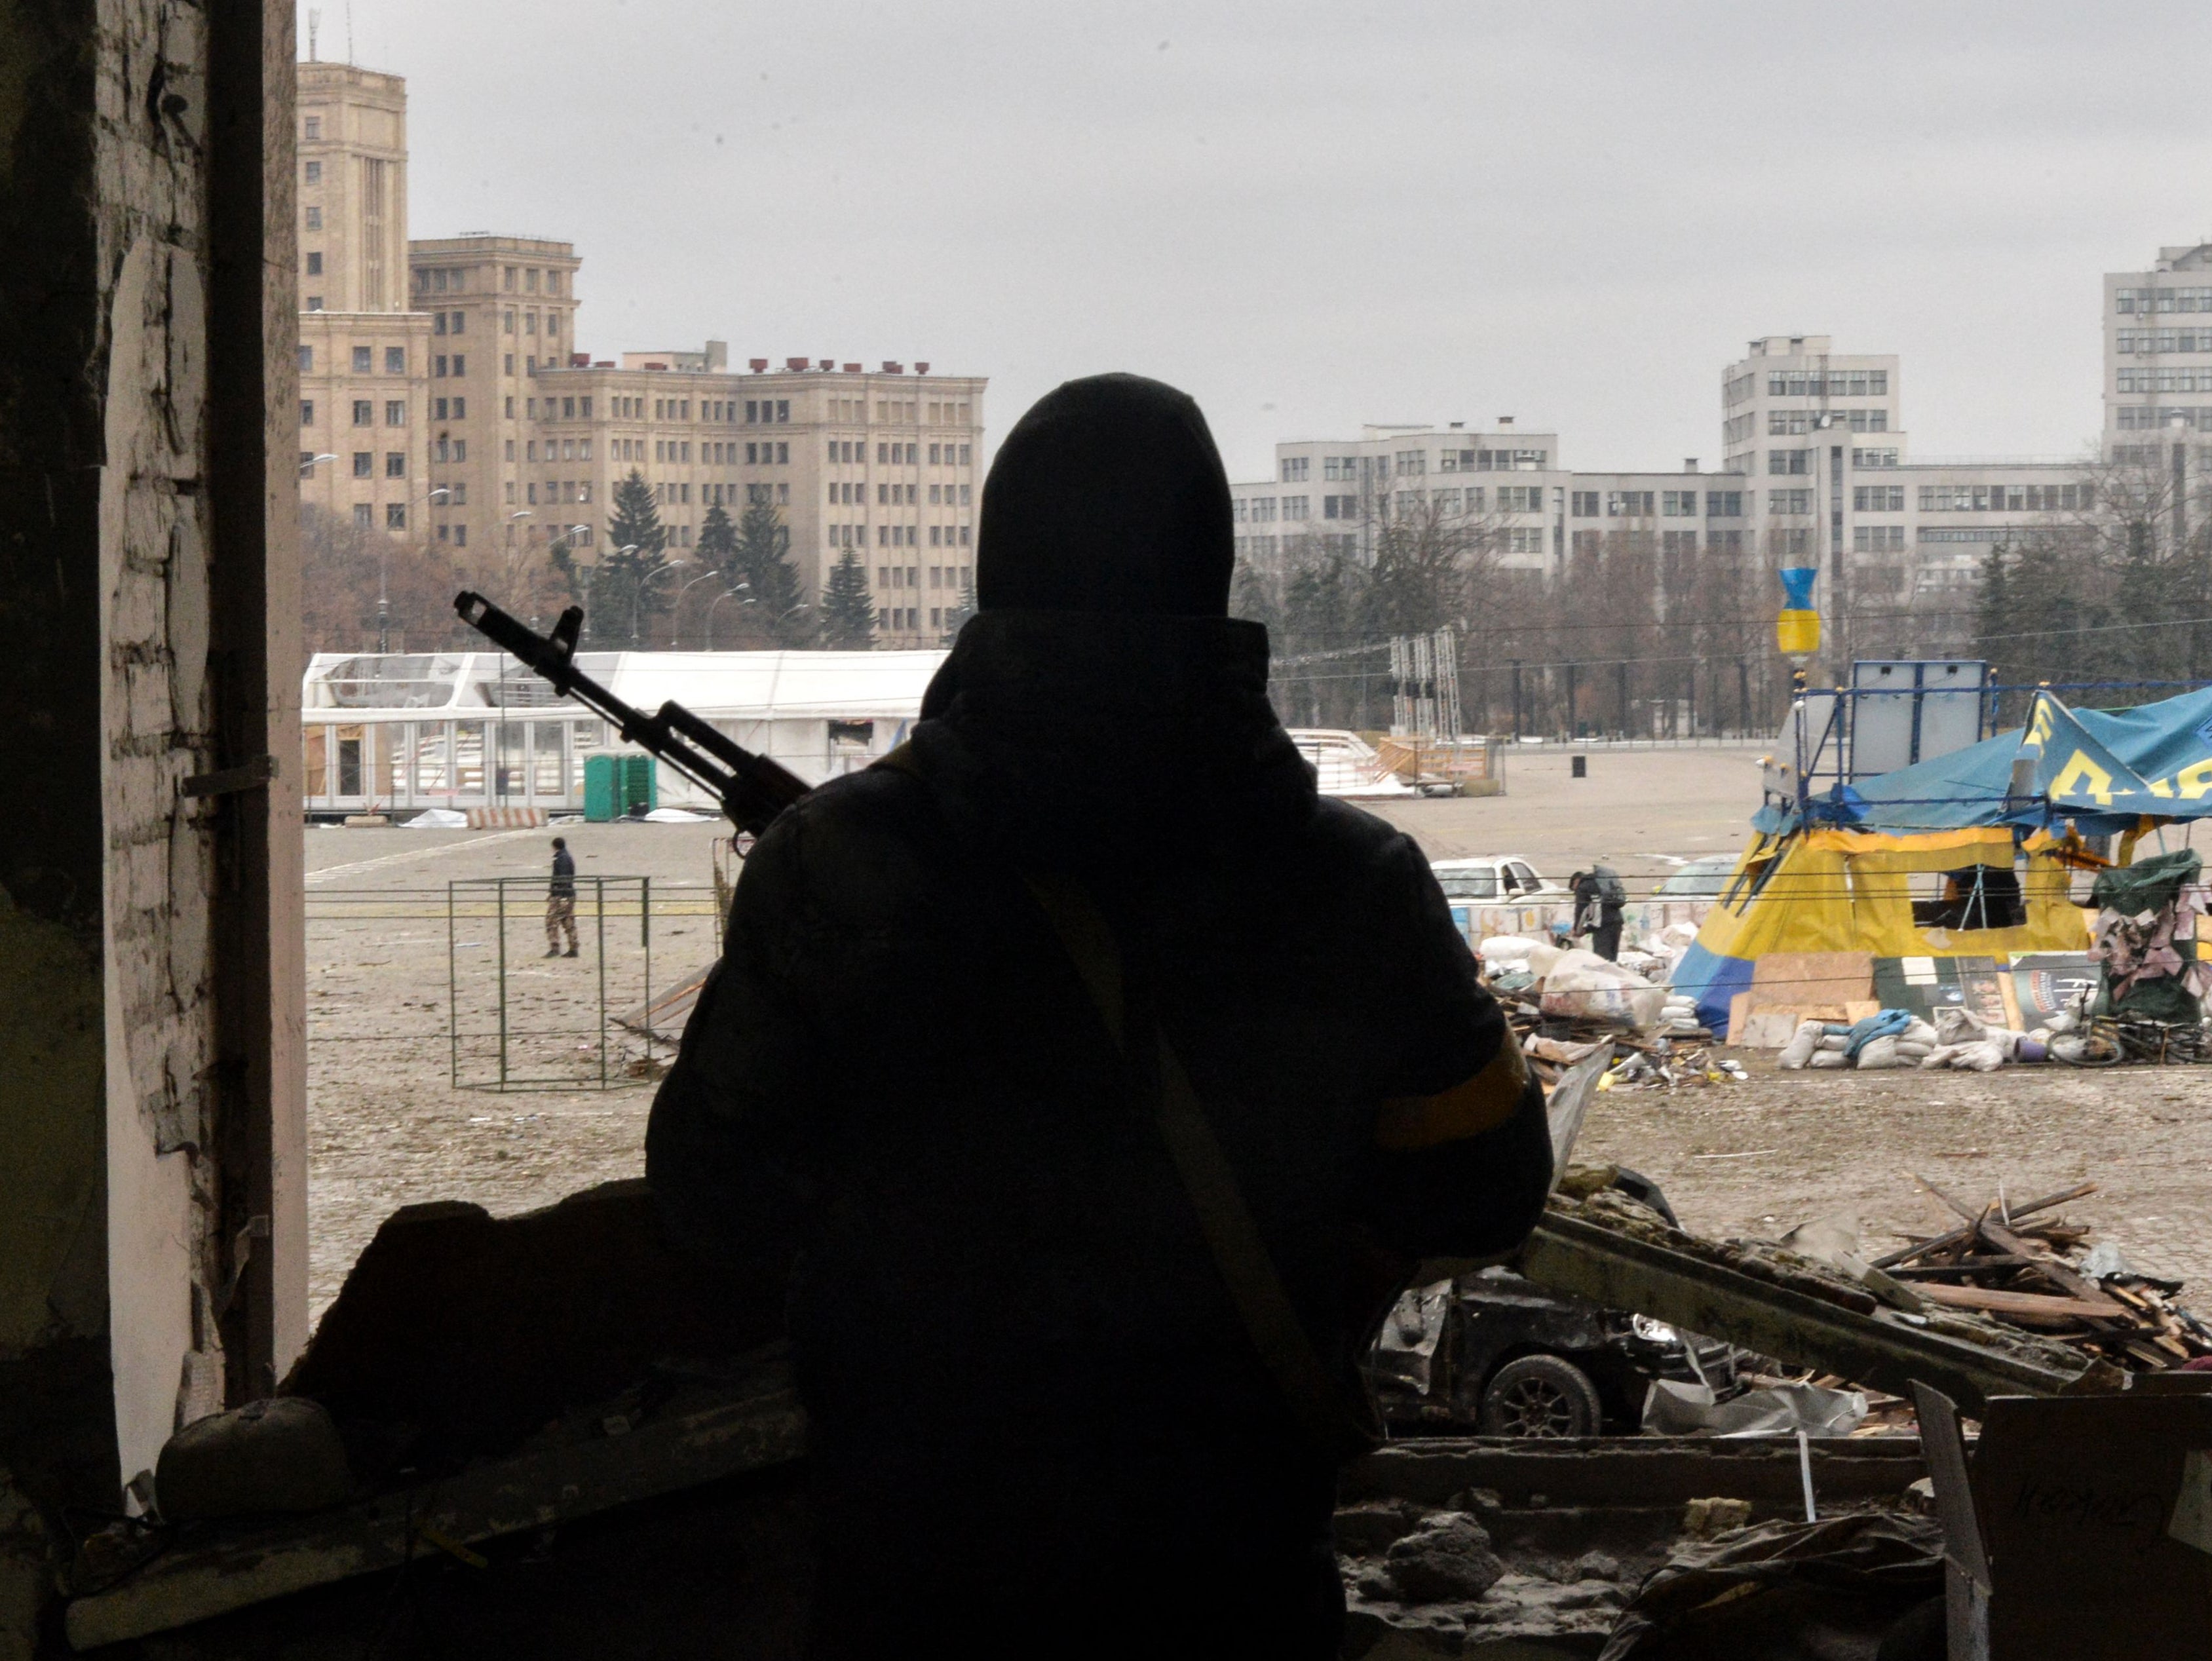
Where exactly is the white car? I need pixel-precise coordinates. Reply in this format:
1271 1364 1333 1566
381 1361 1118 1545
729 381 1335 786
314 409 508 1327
1429 856 1572 906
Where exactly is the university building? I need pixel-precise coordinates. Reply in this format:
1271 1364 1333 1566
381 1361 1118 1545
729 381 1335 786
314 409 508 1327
294 60 983 643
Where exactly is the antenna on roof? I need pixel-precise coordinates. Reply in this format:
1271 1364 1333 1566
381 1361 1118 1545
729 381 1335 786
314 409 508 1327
307 7 319 58
345 0 354 63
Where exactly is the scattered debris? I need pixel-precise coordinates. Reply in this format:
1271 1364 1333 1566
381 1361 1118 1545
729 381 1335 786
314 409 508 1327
1877 1174 2212 1371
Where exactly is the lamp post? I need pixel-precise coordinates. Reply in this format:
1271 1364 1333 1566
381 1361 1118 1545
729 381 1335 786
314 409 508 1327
632 555 686 649
706 581 750 650
673 569 727 648
380 484 451 653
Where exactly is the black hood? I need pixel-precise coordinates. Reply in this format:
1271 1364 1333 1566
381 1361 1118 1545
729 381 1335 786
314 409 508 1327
907 611 1315 871
975 373 1234 618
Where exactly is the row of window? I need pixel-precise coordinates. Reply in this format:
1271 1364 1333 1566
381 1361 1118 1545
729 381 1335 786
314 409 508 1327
827 523 976 550
2115 330 2212 353
1306 448 1550 482
1567 529 1746 559
1569 489 1746 518
297 345 409 375
412 265 565 297
2115 286 2212 314
1853 486 1906 512
340 503 411 531
874 565 972 592
1768 409 1889 434
2116 405 2212 429
1920 483 2092 512
821 440 975 467
2116 368 2212 392
1766 369 1890 398
1854 525 1907 550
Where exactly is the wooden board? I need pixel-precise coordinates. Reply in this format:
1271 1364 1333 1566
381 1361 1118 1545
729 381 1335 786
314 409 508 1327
1745 951 1875 1020
1909 1282 2126 1320
1730 1008 1805 1050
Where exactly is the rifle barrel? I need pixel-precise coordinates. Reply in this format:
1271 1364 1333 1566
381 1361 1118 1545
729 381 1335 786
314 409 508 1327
452 590 812 833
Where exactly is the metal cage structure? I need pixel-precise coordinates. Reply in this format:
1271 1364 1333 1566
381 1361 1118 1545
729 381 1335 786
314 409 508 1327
446 874 655 1092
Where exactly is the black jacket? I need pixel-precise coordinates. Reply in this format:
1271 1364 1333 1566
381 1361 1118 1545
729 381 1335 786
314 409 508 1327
647 611 1550 1653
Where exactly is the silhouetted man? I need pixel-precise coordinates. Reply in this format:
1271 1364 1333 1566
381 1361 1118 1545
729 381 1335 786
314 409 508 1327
1573 859 1626 963
647 374 1552 1659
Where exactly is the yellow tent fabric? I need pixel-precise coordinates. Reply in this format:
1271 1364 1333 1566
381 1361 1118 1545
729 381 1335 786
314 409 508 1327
1675 826 2089 1030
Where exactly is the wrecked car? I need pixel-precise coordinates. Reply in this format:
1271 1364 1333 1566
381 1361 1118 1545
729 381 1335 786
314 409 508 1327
1363 1172 1736 1437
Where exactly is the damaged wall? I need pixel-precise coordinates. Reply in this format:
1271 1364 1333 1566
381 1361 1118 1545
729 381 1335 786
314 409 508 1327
0 0 299 1645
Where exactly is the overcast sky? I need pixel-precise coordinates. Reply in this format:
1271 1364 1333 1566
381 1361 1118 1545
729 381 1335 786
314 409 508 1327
317 0 2212 480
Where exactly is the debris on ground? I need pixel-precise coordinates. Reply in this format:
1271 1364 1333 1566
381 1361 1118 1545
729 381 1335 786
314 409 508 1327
1876 1174 2212 1371
1527 1172 2111 1406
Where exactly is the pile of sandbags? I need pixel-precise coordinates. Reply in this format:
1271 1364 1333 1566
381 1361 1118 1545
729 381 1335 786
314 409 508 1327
1776 1010 1941 1071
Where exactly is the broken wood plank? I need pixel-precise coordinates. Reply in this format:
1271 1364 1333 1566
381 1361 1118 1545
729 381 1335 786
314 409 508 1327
1909 1283 2127 1321
1871 1183 2099 1269
1514 1211 2094 1414
65 1376 807 1649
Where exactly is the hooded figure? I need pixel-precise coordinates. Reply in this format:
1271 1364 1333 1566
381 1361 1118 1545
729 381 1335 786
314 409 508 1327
648 373 1550 1660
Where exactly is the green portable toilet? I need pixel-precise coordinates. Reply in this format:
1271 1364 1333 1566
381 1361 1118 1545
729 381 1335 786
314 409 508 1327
582 752 620 821
619 754 658 814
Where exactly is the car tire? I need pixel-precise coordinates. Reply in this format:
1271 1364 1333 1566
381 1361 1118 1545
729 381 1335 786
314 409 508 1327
1478 1354 1603 1438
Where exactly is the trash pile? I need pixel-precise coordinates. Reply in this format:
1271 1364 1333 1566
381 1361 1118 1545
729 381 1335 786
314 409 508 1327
1479 928 1739 1091
1877 1175 2212 1372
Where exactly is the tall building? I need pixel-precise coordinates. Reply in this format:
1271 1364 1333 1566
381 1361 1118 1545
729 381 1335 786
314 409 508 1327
294 61 987 642
294 62 433 533
531 354 985 645
1719 335 2083 658
2103 244 2212 465
405 235 584 555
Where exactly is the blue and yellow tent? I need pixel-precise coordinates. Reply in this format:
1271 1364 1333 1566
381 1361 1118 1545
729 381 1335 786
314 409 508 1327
1671 687 2212 1033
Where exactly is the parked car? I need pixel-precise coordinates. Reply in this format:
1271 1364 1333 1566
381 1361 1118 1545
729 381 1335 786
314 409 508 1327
1429 856 1571 906
1654 853 1738 899
1362 1170 1737 1437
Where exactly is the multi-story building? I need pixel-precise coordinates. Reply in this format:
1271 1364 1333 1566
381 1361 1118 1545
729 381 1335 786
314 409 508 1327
1232 421 1565 581
1719 335 2086 658
406 235 583 556
529 352 985 645
1231 423 1742 610
2104 245 2212 467
296 63 987 644
294 62 432 533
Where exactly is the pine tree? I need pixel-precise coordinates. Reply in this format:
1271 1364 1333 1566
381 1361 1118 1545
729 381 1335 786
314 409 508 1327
938 572 978 643
696 502 738 577
600 470 674 646
820 551 877 649
734 498 810 645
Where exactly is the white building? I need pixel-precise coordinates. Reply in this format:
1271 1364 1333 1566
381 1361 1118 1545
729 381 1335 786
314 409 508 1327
299 649 945 817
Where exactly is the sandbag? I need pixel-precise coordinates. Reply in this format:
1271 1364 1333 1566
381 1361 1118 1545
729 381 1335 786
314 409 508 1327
1855 1035 1903 1070
1478 935 1538 966
1524 941 1567 980
1777 1019 1823 1071
1807 1050 1847 1069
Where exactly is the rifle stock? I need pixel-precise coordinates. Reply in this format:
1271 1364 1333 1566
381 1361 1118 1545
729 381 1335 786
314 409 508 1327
453 590 812 834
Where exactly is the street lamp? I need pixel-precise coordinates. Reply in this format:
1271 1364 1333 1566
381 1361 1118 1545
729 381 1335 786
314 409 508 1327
379 484 450 653
632 555 687 649
706 581 750 649
673 569 727 647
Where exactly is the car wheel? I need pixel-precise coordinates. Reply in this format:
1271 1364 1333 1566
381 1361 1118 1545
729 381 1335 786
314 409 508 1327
1479 1354 1603 1438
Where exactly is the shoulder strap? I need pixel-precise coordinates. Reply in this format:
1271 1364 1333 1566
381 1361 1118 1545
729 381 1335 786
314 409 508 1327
1022 872 1375 1463
877 744 1372 1460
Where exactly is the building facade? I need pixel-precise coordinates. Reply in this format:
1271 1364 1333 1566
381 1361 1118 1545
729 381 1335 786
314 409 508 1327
2104 244 2212 466
295 63 434 532
296 62 986 645
405 235 583 556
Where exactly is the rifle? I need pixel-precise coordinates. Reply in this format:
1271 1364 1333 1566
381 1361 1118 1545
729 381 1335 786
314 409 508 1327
453 591 812 835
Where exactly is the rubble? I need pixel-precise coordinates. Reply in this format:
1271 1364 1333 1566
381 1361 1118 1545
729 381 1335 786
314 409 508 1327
1876 1174 2212 1371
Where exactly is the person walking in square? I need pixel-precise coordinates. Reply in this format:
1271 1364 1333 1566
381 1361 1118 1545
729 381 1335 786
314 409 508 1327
546 835 579 957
